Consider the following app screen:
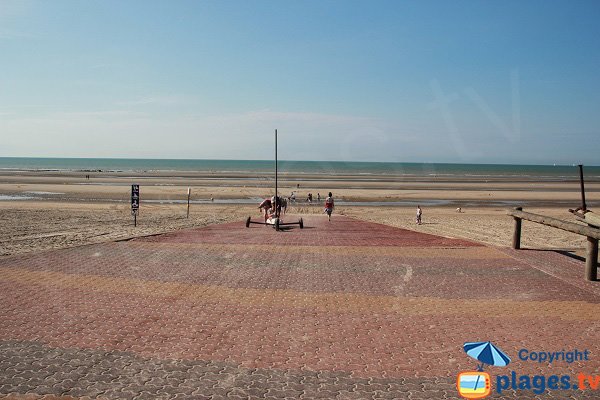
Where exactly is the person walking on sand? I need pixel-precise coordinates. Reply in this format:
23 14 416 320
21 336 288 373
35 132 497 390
416 205 422 225
324 192 335 222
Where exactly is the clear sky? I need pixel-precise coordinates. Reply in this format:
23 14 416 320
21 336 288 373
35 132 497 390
1 0 599 164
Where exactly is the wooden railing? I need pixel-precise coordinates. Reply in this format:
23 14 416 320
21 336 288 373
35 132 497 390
508 207 599 281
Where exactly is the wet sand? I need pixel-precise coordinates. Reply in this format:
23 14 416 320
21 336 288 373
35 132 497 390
0 169 598 257
1 170 599 205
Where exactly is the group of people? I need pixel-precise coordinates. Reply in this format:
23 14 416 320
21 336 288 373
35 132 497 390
287 192 320 204
305 192 324 203
255 194 460 227
258 195 286 223
258 192 335 222
258 194 428 226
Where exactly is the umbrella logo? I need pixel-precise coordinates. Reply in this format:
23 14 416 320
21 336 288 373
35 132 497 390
457 341 511 399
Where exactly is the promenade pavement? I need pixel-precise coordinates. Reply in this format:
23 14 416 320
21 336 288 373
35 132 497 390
0 215 599 399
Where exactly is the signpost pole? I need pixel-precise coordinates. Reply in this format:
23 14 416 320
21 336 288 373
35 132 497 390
131 184 140 227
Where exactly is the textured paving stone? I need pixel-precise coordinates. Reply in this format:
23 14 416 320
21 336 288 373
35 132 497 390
1 215 599 399
3 341 599 399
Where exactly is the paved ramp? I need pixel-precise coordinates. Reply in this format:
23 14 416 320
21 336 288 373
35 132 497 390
0 215 599 399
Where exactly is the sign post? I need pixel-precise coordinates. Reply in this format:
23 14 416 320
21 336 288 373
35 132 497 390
131 184 139 227
187 187 191 218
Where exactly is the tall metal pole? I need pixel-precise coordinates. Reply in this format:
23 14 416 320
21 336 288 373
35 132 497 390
578 164 587 211
275 129 278 216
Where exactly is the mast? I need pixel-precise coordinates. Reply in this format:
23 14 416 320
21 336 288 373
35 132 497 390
275 129 278 215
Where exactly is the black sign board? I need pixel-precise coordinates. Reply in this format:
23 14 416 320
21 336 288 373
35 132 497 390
131 184 140 210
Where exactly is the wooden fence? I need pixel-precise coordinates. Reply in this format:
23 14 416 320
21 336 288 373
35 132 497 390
508 207 599 281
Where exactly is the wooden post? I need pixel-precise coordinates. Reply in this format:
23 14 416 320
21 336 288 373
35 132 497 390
578 164 587 211
512 207 522 249
187 187 191 218
586 237 598 281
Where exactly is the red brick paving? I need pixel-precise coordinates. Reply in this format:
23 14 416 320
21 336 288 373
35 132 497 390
146 216 482 247
1 214 599 399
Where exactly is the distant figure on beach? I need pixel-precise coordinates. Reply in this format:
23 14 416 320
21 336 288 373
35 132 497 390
290 191 296 203
307 193 312 204
317 193 321 202
456 207 462 213
258 197 273 223
280 197 288 215
324 192 334 222
416 205 422 225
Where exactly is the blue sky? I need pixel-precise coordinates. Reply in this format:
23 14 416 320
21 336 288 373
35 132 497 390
1 0 599 164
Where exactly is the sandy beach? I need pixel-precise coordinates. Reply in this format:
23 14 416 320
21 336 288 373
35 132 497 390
1 169 597 258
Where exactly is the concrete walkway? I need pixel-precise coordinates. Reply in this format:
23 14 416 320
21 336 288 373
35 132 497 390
0 215 598 399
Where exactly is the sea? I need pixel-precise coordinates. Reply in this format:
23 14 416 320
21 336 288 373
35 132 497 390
0 157 598 180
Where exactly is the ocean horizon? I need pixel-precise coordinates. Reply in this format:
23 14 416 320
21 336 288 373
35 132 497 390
0 157 598 179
